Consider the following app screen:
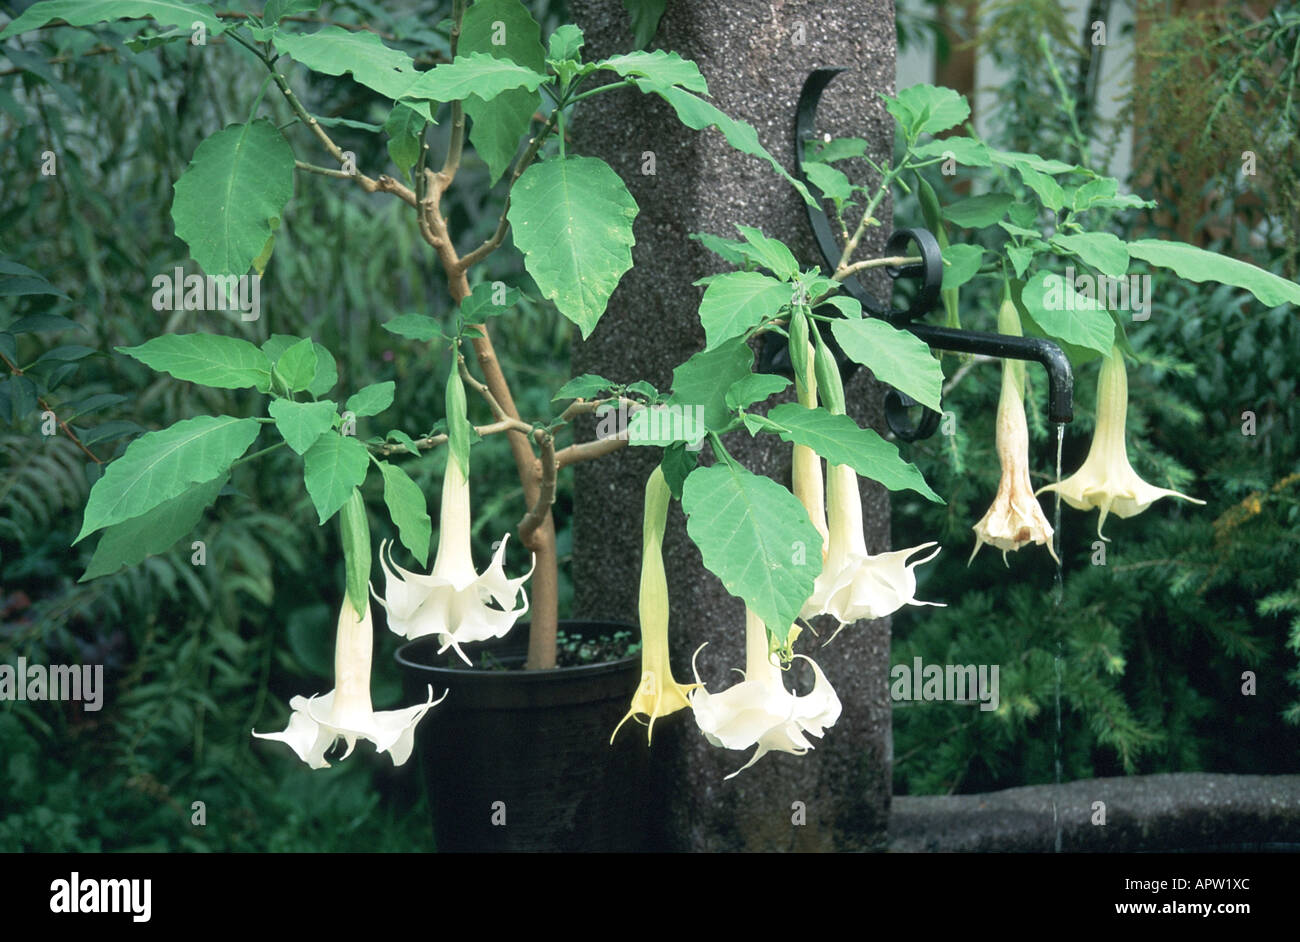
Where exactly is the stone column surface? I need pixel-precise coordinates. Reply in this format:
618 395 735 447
568 0 899 851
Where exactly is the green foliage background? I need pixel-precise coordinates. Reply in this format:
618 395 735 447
0 0 1296 852
889 0 1300 795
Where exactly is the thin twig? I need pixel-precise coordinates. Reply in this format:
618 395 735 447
0 350 102 463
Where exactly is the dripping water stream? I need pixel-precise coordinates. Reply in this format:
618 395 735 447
1052 422 1065 853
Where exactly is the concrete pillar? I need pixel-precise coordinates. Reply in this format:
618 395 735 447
569 0 897 851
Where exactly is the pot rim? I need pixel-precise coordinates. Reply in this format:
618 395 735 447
394 619 641 683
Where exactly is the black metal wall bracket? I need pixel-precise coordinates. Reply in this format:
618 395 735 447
759 67 1074 441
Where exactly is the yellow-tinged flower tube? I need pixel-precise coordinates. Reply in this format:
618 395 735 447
377 451 534 664
611 465 699 743
253 598 443 769
1037 344 1205 539
971 294 1058 564
688 608 841 779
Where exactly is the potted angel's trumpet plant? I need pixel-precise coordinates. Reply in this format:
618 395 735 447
378 369 533 665
970 290 1059 564
1037 343 1205 539
254 493 442 769
611 465 699 743
790 314 943 629
688 608 842 779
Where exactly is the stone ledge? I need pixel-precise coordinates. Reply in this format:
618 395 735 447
890 773 1300 852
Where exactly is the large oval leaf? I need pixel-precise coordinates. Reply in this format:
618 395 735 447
171 120 295 277
509 156 638 339
681 462 821 643
75 415 260 543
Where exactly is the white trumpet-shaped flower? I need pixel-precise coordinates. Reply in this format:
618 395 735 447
253 598 443 769
971 295 1058 564
377 453 533 664
689 609 842 779
1037 344 1205 539
800 461 944 627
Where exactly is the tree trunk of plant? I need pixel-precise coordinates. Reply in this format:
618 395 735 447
569 0 898 851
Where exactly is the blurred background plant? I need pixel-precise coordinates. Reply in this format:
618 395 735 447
890 0 1300 795
0 0 572 850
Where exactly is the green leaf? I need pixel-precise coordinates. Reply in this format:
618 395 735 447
988 148 1079 176
0 0 225 39
384 102 427 174
171 120 295 277
386 429 420 456
382 313 442 341
883 85 970 137
445 368 471 476
620 0 666 49
460 280 522 320
80 475 225 581
942 193 1012 228
308 345 337 397
733 225 799 280
265 0 320 24
508 156 638 339
910 137 991 167
338 488 371 617
1050 232 1129 278
277 337 318 392
668 337 754 431
552 373 613 402
118 333 271 391
1126 240 1300 309
302 433 370 525
404 52 548 103
804 162 854 202
1020 269 1116 355
659 441 697 500
1007 244 1038 279
269 398 337 455
379 462 431 567
75 415 260 543
726 373 790 410
830 317 943 413
764 403 941 502
630 79 815 207
698 270 792 350
942 243 984 289
3 313 82 334
346 381 395 418
689 232 750 268
273 26 424 100
1015 164 1065 212
461 0 546 183
596 49 706 94
548 24 584 61
681 462 822 643
807 137 868 163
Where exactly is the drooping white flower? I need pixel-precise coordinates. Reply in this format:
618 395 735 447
377 452 533 664
689 608 841 779
971 295 1058 564
800 462 943 627
253 598 442 769
1037 344 1205 539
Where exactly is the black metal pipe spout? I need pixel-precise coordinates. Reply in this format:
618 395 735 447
786 67 1075 442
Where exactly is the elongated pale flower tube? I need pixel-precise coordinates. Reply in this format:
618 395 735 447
253 598 442 769
689 608 841 779
611 466 699 743
1037 344 1205 539
971 294 1058 564
801 461 943 628
377 453 534 664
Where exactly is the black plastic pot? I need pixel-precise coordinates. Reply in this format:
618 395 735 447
395 620 654 852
